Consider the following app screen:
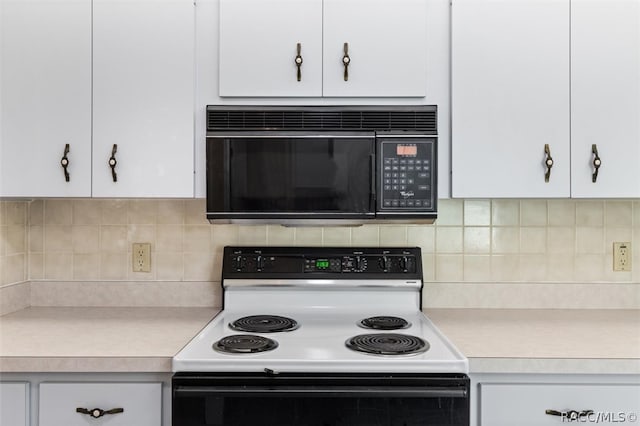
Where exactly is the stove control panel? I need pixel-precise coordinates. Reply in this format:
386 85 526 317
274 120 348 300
224 247 421 278
303 255 415 273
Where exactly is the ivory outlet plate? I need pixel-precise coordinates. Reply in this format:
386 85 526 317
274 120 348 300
613 242 631 272
133 243 151 272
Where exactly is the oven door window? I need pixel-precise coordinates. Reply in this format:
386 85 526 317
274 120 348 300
175 395 468 426
226 137 374 214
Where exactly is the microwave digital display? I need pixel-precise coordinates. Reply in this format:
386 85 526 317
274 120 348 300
397 144 418 156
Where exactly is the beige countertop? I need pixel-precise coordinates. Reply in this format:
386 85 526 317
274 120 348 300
427 308 640 374
0 307 218 372
1 307 638 374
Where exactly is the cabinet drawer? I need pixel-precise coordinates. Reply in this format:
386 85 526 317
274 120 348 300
39 382 161 426
0 382 29 426
480 383 640 425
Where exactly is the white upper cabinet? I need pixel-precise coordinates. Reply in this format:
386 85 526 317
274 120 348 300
1 0 194 198
92 0 194 197
219 0 323 97
0 0 92 197
451 0 571 198
322 0 427 97
571 0 640 198
452 0 640 199
218 0 428 98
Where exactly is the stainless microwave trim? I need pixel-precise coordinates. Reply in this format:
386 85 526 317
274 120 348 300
207 132 439 139
376 133 440 138
207 131 376 138
208 212 376 216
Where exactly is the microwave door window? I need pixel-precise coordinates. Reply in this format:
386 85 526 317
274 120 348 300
230 140 293 210
292 140 342 211
228 138 373 214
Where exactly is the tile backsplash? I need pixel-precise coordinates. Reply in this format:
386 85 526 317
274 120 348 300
0 201 28 286
1 198 639 308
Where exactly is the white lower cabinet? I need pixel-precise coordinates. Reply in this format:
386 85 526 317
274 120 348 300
478 382 640 426
39 382 161 426
0 382 29 426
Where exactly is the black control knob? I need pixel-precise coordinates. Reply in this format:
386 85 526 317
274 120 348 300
232 255 244 270
354 256 363 271
379 256 389 271
400 256 408 272
256 255 264 270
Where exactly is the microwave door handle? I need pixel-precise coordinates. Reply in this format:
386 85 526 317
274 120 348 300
224 141 232 210
370 154 376 210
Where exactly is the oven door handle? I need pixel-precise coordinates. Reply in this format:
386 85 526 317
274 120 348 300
174 385 467 398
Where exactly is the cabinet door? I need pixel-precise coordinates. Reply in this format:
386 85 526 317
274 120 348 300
0 383 29 426
39 382 161 426
322 0 427 97
480 383 640 425
0 0 91 197
218 0 323 97
571 0 640 198
92 0 194 197
451 0 570 198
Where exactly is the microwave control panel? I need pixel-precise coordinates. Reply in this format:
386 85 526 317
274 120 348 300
378 138 436 212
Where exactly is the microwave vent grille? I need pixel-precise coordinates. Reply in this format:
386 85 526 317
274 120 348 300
207 107 436 132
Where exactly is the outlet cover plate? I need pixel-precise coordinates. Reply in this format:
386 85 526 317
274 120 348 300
133 243 151 273
613 242 631 272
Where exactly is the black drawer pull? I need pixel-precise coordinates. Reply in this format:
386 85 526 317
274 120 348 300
546 409 593 421
76 407 124 418
295 42 303 82
591 143 601 183
342 42 351 81
108 144 118 182
60 144 70 182
544 143 554 182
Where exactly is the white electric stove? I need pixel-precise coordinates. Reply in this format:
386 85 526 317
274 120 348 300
172 247 470 426
173 246 468 374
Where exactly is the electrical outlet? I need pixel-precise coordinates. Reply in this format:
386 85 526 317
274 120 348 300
133 243 151 272
613 242 631 272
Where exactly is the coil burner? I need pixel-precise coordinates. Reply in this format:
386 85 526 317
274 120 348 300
229 315 299 333
346 333 429 356
213 335 278 354
358 316 411 330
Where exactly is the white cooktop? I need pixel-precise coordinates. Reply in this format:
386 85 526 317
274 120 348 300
172 307 468 374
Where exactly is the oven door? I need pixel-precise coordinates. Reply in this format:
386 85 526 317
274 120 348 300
206 132 376 221
173 373 470 426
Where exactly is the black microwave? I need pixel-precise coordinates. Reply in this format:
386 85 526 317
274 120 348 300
205 106 438 224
